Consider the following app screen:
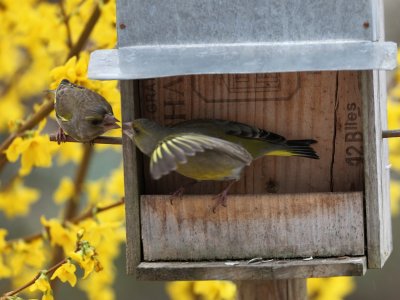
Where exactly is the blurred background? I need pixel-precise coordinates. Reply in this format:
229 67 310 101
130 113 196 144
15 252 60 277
1 0 400 299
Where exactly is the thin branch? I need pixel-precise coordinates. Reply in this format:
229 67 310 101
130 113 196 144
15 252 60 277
1 258 68 299
72 197 125 223
49 134 122 145
67 0 110 59
63 144 93 222
59 0 73 49
50 144 93 292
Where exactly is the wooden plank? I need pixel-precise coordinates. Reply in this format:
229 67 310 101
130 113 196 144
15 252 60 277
332 72 364 192
136 257 366 280
362 70 392 268
121 80 144 275
141 192 364 261
236 280 306 300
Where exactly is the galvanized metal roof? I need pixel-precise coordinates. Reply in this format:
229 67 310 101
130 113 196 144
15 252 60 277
89 0 397 80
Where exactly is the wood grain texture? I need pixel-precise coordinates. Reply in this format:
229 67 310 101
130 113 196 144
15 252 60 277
141 193 364 261
362 70 392 268
121 80 143 275
136 257 366 280
236 280 306 300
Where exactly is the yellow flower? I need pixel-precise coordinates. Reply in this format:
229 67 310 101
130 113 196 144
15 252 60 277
106 164 124 199
56 143 83 165
30 272 54 300
4 120 58 176
53 177 75 204
166 281 195 300
0 228 7 250
69 241 102 279
166 281 237 300
30 273 51 293
9 239 46 275
308 277 354 300
0 229 11 278
0 256 11 279
51 260 77 287
41 216 76 253
193 281 237 300
86 179 104 205
0 87 25 132
0 178 40 218
390 180 400 215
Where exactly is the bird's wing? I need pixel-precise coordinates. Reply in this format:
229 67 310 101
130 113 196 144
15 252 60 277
223 120 287 144
150 133 252 180
174 119 287 145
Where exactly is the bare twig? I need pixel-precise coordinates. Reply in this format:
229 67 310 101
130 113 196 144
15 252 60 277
72 197 125 223
67 0 110 59
63 144 93 222
59 0 73 49
49 134 122 145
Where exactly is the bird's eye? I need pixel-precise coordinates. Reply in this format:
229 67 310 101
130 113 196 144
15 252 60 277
90 119 102 126
133 126 139 134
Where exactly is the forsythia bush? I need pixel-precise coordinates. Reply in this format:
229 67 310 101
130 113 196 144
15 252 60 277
0 1 399 299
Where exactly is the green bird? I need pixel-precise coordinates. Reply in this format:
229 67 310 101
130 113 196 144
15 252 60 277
123 118 319 210
54 79 120 143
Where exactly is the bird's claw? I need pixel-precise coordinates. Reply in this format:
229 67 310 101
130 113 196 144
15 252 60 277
169 187 185 205
212 191 228 213
56 127 66 145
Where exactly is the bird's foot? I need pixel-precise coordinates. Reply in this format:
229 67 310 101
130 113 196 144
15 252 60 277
211 180 236 213
169 180 198 205
169 186 185 205
212 190 229 213
56 127 66 145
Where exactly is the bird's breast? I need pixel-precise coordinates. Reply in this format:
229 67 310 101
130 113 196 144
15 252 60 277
176 150 246 181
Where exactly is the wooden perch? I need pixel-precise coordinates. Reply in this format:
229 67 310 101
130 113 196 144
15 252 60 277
49 134 122 145
382 130 400 139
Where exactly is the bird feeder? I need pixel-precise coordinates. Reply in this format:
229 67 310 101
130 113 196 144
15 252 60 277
88 0 397 280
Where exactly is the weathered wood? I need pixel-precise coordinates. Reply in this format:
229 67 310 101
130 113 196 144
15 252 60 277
121 80 143 275
136 257 366 280
332 72 364 192
235 280 306 300
141 192 364 261
362 70 392 268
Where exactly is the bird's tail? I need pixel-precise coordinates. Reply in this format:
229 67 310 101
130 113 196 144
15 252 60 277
266 140 319 159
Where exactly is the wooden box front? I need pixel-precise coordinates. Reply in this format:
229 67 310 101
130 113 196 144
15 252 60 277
128 71 365 262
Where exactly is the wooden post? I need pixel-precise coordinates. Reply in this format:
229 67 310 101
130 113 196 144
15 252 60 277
236 280 306 300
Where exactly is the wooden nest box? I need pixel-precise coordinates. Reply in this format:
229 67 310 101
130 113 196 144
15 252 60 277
89 0 397 280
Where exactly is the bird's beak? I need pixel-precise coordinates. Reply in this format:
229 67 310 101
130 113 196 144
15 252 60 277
103 114 120 130
43 89 56 94
122 122 134 141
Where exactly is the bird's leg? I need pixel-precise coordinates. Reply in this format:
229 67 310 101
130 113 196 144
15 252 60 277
169 180 198 205
212 180 237 213
56 127 66 145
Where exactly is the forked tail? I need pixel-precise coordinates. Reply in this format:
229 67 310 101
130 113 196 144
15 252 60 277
267 139 319 159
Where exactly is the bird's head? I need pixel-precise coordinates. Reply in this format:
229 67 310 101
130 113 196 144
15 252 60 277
85 110 120 136
122 119 164 155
